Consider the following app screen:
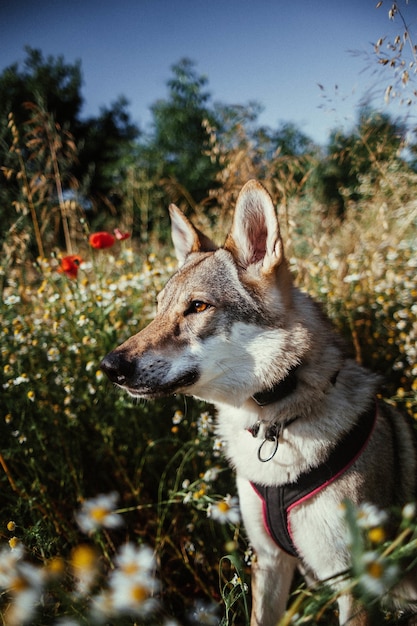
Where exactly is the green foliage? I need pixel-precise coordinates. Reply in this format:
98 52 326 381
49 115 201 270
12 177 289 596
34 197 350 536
311 109 409 217
0 47 140 245
144 58 221 205
0 46 83 129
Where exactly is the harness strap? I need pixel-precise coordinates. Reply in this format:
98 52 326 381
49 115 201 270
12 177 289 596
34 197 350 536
251 403 377 557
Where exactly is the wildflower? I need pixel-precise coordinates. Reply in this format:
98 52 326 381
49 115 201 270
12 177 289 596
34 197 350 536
113 543 156 580
244 546 254 565
90 590 114 621
0 544 24 587
197 411 214 436
203 467 220 482
172 410 184 425
110 576 158 616
12 374 29 386
89 231 115 249
184 541 196 555
402 502 416 521
58 254 83 279
71 544 99 595
3 295 20 305
9 537 20 550
358 551 399 598
46 556 65 578
231 572 249 592
212 437 225 455
114 228 131 241
7 521 16 532
109 543 159 616
356 502 388 529
6 561 44 626
47 346 60 362
207 495 240 524
75 492 123 534
368 526 386 544
188 599 219 625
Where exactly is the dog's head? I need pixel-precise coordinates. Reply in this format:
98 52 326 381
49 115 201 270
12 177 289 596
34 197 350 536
101 180 308 406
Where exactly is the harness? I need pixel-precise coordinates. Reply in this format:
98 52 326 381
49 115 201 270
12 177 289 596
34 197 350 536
250 404 377 557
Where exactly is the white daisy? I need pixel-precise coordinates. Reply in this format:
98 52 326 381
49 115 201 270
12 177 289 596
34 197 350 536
75 492 123 534
207 495 240 524
358 551 399 598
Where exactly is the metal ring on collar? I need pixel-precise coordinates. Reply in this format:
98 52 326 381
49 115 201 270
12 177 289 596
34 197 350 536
257 436 279 462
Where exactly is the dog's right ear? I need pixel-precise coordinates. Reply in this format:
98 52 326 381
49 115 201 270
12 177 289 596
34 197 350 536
224 180 285 274
169 204 217 265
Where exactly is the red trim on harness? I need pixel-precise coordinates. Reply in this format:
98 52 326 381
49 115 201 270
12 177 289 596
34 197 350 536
286 406 377 548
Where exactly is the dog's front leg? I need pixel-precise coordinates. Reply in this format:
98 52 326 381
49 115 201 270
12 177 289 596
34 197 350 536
337 594 372 626
250 549 297 626
236 476 297 626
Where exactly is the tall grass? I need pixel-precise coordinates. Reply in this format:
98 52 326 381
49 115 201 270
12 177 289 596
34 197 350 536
0 115 416 624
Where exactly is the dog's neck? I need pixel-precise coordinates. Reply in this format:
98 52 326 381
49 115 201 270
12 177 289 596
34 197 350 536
251 364 300 407
249 366 340 462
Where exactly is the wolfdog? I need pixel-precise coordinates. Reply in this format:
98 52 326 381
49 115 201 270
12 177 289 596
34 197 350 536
101 180 417 625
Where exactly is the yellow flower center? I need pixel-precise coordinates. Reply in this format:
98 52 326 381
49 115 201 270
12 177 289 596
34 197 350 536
131 584 148 603
368 527 386 544
90 506 108 523
366 561 384 579
123 563 139 576
11 576 28 593
71 545 96 571
217 501 231 514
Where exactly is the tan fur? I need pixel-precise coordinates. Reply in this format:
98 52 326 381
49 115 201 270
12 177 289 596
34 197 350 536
101 180 417 625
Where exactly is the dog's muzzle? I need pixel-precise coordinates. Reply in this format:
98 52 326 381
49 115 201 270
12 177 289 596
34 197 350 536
100 351 136 388
100 350 199 398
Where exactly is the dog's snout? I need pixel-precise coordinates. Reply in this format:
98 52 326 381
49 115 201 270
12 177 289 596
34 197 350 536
100 351 136 386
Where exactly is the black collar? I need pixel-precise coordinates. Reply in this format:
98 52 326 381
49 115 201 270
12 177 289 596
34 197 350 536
252 364 300 407
252 365 340 407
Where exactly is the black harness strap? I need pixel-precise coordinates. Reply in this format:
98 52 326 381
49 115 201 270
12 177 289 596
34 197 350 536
251 403 377 557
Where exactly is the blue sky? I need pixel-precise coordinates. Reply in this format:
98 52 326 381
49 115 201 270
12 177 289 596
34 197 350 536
1 0 416 144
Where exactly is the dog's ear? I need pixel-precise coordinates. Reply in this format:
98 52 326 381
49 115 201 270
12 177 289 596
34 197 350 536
225 180 284 273
169 204 217 265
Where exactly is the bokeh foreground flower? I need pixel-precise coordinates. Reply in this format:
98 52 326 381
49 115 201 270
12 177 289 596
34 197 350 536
75 492 123 534
207 495 240 524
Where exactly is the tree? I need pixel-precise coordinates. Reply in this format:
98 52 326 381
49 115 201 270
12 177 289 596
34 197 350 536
312 109 407 217
0 47 83 133
75 96 139 207
144 58 221 206
0 48 140 260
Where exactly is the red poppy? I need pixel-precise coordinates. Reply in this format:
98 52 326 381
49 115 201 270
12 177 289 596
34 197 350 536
113 228 131 241
58 255 83 279
89 231 115 249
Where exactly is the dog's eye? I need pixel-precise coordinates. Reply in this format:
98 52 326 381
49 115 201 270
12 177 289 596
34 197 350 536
186 301 210 315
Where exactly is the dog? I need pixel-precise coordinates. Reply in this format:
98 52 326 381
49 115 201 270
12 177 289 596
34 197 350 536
101 180 417 625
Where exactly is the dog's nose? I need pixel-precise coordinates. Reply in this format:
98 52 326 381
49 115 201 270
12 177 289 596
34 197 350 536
100 352 136 386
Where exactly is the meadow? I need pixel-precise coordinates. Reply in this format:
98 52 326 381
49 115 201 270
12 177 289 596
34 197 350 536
1 134 417 625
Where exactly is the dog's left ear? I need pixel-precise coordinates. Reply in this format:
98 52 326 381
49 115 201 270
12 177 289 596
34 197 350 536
225 180 284 273
169 204 217 265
